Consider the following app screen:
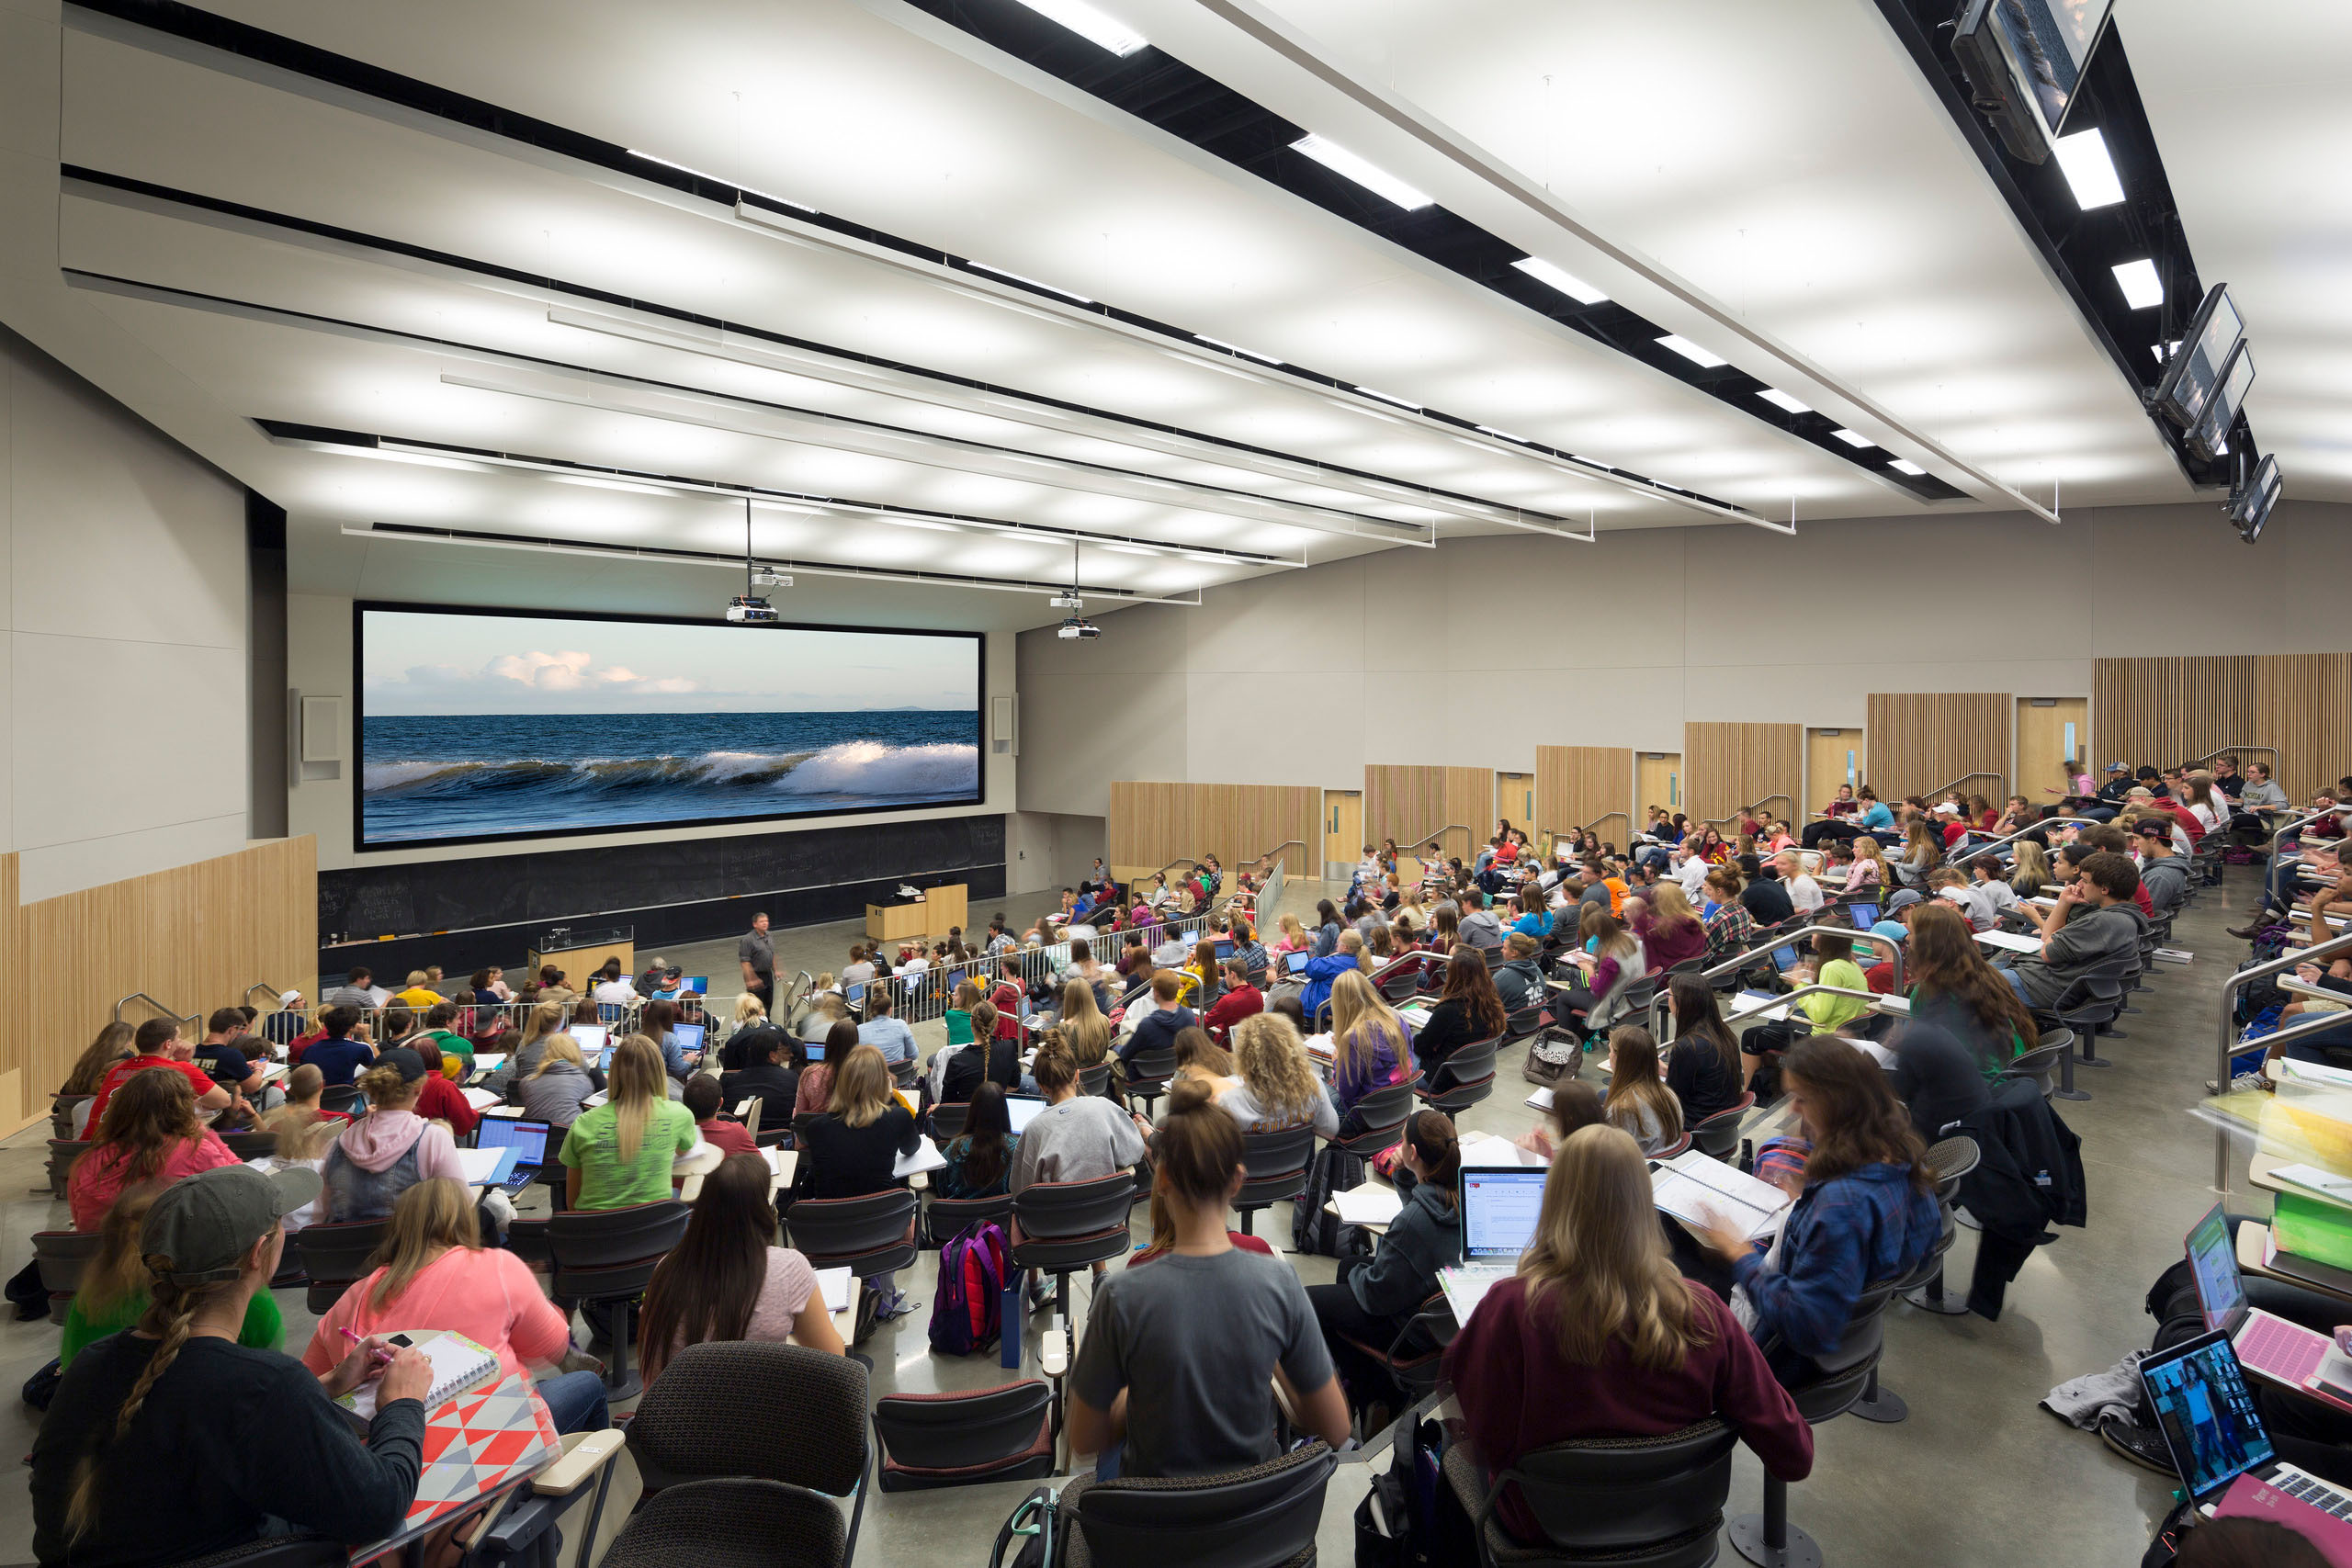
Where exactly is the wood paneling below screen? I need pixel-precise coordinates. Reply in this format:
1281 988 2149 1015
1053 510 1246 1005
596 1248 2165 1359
1683 723 1803 828
1535 746 1632 849
1107 782 1321 884
1864 694 2010 804
1366 765 1489 863
3 839 317 1134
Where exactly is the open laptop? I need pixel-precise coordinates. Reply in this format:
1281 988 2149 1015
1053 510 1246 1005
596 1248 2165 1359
569 1022 609 1055
670 1021 707 1060
2186 1203 2346 1397
1771 944 1804 975
1441 1166 1547 1324
1287 951 1313 975
2139 1330 2352 1548
472 1117 552 1194
1846 900 1880 930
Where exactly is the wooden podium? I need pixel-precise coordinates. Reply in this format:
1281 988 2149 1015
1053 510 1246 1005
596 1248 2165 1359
526 926 634 987
865 884 967 946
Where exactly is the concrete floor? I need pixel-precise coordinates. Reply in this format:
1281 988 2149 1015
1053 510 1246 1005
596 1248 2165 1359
0 872 2273 1563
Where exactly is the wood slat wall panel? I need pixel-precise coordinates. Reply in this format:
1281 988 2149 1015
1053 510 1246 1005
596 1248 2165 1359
2253 655 2352 806
11 839 316 1134
2092 657 2258 785
1535 746 1632 848
1684 723 1803 828
0 853 19 1130
1108 783 1323 884
1106 782 1193 879
1366 766 1489 863
1864 694 2011 804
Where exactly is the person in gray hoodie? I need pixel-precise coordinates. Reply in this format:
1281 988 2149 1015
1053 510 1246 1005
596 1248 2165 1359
1306 1111 1464 1422
1458 892 1505 950
1492 932 1547 1015
1995 851 2148 1011
2132 818 2191 919
317 1060 469 1224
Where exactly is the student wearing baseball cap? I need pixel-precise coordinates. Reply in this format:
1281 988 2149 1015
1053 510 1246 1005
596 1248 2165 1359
32 1165 433 1567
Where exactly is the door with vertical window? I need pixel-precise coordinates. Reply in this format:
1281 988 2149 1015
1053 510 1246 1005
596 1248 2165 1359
1325 791 1363 881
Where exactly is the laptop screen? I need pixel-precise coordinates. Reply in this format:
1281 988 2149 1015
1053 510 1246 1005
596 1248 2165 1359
475 1118 550 1167
1846 902 1880 931
2140 1331 2274 1501
684 976 708 994
1459 1167 1547 1260
2187 1203 2246 1335
1772 945 1803 974
1006 1096 1047 1134
1288 952 1312 974
670 1022 707 1057
569 1023 608 1054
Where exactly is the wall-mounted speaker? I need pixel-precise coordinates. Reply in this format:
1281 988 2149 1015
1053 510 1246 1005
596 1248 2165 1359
300 695 342 762
991 695 1018 757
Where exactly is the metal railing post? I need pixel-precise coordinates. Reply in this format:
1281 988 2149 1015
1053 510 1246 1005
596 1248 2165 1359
1645 925 1903 1036
2212 928 2352 1191
1701 795 1793 830
1950 818 2103 867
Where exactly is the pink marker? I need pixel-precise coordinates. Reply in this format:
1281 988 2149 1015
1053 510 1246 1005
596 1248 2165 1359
340 1326 395 1366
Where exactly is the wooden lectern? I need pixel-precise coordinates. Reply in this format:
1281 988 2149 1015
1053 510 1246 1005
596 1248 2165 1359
865 884 967 946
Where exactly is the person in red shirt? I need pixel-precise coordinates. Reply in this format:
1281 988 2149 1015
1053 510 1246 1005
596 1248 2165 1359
684 1075 758 1157
1440 1124 1811 1550
1201 957 1264 1043
989 959 1025 1043
85 1019 229 1129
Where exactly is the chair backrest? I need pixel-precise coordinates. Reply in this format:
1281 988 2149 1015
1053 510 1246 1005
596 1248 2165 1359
930 1101 970 1143
1125 1045 1179 1084
784 1189 918 1258
1501 1005 1544 1042
288 1218 390 1286
627 1340 869 1495
1010 1171 1135 1240
33 1229 103 1296
1238 1125 1316 1181
547 1200 693 1270
872 1380 1051 1472
1344 1077 1418 1137
1811 1277 1902 1379
1495 1418 1738 1553
1078 1061 1114 1098
220 1132 280 1162
318 1084 362 1114
1436 1036 1500 1087
1070 1440 1336 1568
1925 1134 1982 1200
1690 1093 1754 1158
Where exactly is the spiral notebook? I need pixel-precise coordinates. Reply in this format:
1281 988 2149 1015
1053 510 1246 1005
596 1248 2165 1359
336 1330 500 1421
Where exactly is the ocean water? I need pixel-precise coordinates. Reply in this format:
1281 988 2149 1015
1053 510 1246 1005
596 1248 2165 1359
360 709 979 843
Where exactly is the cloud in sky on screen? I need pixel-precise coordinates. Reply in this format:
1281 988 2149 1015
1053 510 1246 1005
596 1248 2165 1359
362 610 978 716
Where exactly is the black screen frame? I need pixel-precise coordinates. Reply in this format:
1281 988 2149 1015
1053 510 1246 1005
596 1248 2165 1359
351 600 985 853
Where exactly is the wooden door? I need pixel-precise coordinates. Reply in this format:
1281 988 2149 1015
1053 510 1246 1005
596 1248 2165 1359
2018 697 2089 803
1636 753 1683 821
1325 791 1363 881
1807 728 1863 813
1496 773 1535 837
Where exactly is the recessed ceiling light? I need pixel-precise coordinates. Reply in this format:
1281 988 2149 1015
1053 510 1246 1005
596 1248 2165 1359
2111 258 2165 310
1511 257 1609 305
1005 0 1148 56
2052 128 2126 210
1831 429 1873 448
547 473 681 497
2152 339 2181 366
1757 389 1811 414
1887 458 1928 476
1656 334 1728 368
626 150 815 212
1355 386 1422 410
967 262 1094 303
1290 134 1434 211
1194 334 1281 364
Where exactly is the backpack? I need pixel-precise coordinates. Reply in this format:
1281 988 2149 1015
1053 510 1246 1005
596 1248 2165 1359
1294 1144 1370 1258
1522 1026 1579 1087
929 1220 1009 1357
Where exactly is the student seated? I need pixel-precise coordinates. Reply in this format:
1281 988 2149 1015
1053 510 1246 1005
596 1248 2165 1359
1114 973 1197 1081
519 1032 603 1128
560 1035 699 1212
638 1152 844 1383
1628 885 1709 971
720 1030 800 1134
795 1020 857 1117
1662 976 1746 1125
1555 909 1645 1032
684 1074 758 1157
1903 904 2039 1077
63 1184 281 1370
67 1069 243 1232
301 1179 607 1433
85 1019 232 1130
1492 932 1546 1014
1413 944 1508 1089
1174 1027 1238 1096
1216 1013 1339 1136
1601 1026 1684 1154
1328 971 1415 1134
1442 1125 1811 1550
1693 1037 1940 1383
937 1080 1020 1200
936 1000 1026 1103
1201 956 1264 1043
1994 850 2146 1013
31 1167 433 1567
1307 1111 1464 1426
317 1062 471 1225
1792 931 1874 1034
1012 1037 1149 1190
1516 1077 1606 1162
1067 1078 1350 1477
794 1043 922 1320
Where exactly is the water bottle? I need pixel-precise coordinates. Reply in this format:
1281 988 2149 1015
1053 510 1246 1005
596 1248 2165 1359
1000 1278 1022 1369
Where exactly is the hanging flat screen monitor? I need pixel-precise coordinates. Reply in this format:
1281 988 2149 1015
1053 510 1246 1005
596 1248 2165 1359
2187 343 2256 463
2153 284 2246 435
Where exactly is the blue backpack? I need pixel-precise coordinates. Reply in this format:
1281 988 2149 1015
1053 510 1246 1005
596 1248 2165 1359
929 1219 1009 1356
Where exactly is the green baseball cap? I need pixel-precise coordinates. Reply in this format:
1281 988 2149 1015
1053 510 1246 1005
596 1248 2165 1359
140 1165 320 1285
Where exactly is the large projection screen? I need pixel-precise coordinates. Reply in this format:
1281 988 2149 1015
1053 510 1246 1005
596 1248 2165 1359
355 604 982 850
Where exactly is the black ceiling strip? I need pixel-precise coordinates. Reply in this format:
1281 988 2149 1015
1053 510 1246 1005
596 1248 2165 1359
254 418 1290 564
901 0 1967 503
1873 3 2242 488
67 0 1763 517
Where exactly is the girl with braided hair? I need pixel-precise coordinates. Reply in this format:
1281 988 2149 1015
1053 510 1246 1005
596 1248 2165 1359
32 1165 433 1567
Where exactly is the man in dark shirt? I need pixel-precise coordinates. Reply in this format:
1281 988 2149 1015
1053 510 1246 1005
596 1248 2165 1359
719 1032 799 1130
1116 973 1196 1072
192 1008 266 1101
303 1006 377 1088
1739 854 1795 925
738 911 775 1010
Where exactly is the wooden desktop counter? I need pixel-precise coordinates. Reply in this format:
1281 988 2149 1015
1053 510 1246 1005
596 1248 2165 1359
865 884 967 945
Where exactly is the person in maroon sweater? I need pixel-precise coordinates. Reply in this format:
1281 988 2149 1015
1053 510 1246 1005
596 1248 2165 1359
1440 1125 1812 1549
1199 957 1263 1043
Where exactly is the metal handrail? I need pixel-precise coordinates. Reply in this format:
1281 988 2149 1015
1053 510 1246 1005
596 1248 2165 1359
2213 928 2352 1190
1403 824 1474 860
1645 923 1904 1036
1702 795 1792 829
1926 772 2005 802
1950 818 2103 867
2268 807 2342 863
1245 840 1305 874
2187 744 2278 770
113 991 197 1027
1673 983 1891 1040
243 982 287 1008
1554 812 1630 850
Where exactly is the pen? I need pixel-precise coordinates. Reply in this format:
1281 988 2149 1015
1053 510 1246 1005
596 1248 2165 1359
340 1326 395 1366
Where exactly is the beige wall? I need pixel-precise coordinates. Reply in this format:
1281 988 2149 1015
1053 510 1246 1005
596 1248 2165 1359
0 326 250 900
1018 499 2352 816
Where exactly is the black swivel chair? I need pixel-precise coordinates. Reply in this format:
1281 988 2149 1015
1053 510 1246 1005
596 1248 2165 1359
1415 1037 1500 1121
1231 1126 1316 1236
1442 1417 1739 1568
1728 1281 1903 1567
545 1199 694 1400
922 1190 1015 1248
929 1101 970 1144
1119 1044 1181 1119
872 1380 1054 1492
1689 1094 1755 1161
1326 1077 1418 1159
1058 1440 1337 1568
786 1190 921 1345
31 1229 102 1325
1899 1135 1984 1321
289 1218 390 1315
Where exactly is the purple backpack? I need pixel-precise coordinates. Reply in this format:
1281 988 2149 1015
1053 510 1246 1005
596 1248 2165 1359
929 1219 1009 1356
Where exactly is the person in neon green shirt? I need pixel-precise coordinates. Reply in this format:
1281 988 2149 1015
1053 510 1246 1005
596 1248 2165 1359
560 1036 698 1210
62 1186 281 1368
1795 931 1873 1033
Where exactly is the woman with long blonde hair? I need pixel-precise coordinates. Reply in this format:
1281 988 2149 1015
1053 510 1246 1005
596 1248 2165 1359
1442 1126 1811 1544
300 1179 608 1432
797 1043 922 1321
1217 1012 1338 1135
1601 1025 1684 1155
2008 839 2052 899
1328 970 1410 1135
1059 978 1112 1066
560 1035 696 1212
1846 835 1887 889
520 1032 600 1126
62 1021 135 1098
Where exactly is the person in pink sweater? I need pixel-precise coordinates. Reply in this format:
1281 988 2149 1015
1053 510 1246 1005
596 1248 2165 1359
301 1179 605 1432
1441 1126 1810 1549
67 1068 242 1231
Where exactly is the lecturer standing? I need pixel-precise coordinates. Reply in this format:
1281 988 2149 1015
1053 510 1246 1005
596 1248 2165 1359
739 910 775 1012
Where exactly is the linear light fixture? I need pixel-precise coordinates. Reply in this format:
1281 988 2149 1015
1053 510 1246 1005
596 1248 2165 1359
625 150 814 212
1888 457 1928 476
1656 334 1728 368
2052 128 2126 210
1474 424 1531 444
1510 256 1609 305
1830 429 1873 448
967 262 1094 303
1006 0 1148 56
2112 259 2165 310
1355 386 1421 409
1757 389 1811 414
1290 134 1434 210
1100 542 1165 556
546 472 684 497
1193 333 1282 364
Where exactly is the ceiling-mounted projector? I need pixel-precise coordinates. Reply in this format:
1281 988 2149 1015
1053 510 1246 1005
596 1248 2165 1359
751 567 793 589
1049 592 1084 611
725 594 779 624
1057 616 1101 640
